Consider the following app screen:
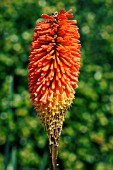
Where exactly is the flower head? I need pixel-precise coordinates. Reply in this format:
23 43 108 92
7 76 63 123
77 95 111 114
28 9 81 144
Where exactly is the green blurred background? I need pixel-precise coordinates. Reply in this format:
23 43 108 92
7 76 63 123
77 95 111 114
0 0 113 170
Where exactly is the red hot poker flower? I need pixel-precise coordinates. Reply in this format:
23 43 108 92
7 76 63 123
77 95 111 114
28 9 81 145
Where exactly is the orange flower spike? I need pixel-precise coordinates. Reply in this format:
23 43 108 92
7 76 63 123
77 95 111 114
28 9 81 145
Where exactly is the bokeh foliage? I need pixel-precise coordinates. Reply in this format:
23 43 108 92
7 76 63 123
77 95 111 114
0 0 113 169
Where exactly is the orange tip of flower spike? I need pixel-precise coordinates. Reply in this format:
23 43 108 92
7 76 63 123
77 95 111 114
28 9 81 144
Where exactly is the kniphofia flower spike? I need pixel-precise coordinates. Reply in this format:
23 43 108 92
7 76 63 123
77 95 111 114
28 9 81 145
